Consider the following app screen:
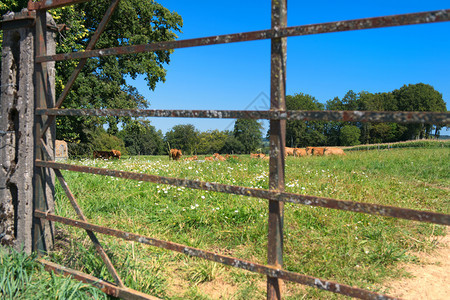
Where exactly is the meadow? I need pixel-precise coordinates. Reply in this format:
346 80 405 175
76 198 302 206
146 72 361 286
21 146 450 298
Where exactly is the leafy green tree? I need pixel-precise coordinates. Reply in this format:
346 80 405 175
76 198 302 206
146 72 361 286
197 130 228 154
220 132 245 154
339 125 361 146
164 124 199 155
285 93 326 147
369 123 406 143
233 119 263 153
325 97 344 146
58 0 182 144
341 90 360 110
393 83 447 139
118 119 164 155
358 91 404 144
90 128 127 153
1 0 183 151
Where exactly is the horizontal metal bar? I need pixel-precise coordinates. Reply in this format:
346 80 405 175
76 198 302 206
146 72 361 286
38 259 159 300
28 0 93 11
35 9 450 63
35 160 450 225
36 211 396 300
35 108 450 124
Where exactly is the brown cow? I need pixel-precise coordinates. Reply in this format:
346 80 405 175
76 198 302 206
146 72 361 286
169 149 182 161
285 147 295 156
306 147 325 156
293 148 307 157
312 147 325 156
184 155 198 161
93 151 110 159
216 155 226 161
111 149 121 159
93 150 120 159
323 148 346 156
250 153 266 159
212 153 226 161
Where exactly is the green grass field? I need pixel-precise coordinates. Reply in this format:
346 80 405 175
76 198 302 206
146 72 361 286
5 146 448 299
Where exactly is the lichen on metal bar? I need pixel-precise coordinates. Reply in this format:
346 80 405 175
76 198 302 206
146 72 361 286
35 108 450 125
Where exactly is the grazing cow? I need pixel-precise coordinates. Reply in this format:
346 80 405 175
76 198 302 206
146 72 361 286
306 147 325 156
324 148 346 156
251 153 266 159
93 150 121 159
293 148 307 157
305 147 314 155
111 149 121 159
285 147 295 156
184 155 198 161
312 147 325 156
216 155 226 161
212 153 226 161
169 149 182 161
93 150 110 159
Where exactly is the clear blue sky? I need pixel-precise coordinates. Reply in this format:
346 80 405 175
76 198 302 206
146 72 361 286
129 0 450 135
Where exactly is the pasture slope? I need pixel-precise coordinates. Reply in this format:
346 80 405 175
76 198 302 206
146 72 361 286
47 146 448 299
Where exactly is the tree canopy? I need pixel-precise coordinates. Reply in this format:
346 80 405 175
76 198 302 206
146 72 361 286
164 124 199 155
118 119 164 155
1 0 182 145
234 119 263 153
285 93 326 147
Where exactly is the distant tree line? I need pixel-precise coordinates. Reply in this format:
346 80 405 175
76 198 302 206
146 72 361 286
67 118 265 157
285 83 447 147
65 83 446 157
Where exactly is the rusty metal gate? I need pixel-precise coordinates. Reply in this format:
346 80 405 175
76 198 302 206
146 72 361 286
25 0 450 299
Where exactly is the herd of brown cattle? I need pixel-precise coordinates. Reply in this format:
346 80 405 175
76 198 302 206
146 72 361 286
93 149 121 159
90 146 343 161
172 146 344 162
183 152 238 161
250 146 345 159
295 146 345 156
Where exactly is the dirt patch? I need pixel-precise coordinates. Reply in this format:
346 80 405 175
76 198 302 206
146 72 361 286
385 233 449 300
198 278 240 299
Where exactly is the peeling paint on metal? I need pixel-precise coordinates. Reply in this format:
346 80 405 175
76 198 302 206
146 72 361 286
35 108 450 125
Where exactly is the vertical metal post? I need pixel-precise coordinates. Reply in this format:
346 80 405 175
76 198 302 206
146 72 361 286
267 0 287 299
33 9 50 253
